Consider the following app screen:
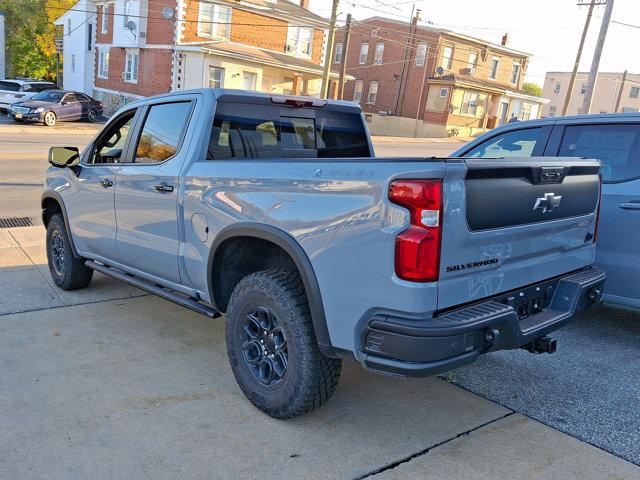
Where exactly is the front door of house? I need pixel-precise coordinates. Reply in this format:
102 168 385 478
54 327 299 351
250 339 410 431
243 72 257 91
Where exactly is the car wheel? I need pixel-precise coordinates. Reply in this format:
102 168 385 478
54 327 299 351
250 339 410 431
43 111 57 127
226 269 342 419
46 213 93 290
87 108 97 123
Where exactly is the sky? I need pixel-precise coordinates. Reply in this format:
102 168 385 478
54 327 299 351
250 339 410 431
308 0 640 86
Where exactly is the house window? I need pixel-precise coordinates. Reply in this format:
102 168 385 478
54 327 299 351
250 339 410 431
359 43 369 64
198 2 232 39
549 106 557 117
460 91 479 115
286 26 313 57
467 52 478 74
580 83 586 94
353 80 363 102
87 23 93 52
242 71 257 90
630 87 640 99
438 87 449 98
415 43 427 66
101 4 109 34
367 81 378 104
98 48 109 78
123 0 130 26
374 43 384 65
554 83 561 93
510 63 521 84
208 66 224 88
442 46 453 70
517 102 532 121
489 57 499 80
71 55 76 73
124 50 139 83
334 43 343 64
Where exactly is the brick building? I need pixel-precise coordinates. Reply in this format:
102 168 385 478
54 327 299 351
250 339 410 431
336 16 547 137
83 0 337 113
174 0 339 97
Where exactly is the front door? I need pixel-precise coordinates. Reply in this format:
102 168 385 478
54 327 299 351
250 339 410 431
556 122 640 305
114 100 194 284
243 72 257 91
67 108 138 259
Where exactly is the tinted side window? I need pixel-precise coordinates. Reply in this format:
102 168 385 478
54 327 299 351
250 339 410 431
559 124 640 182
463 128 543 158
30 83 57 92
134 102 192 163
0 81 20 92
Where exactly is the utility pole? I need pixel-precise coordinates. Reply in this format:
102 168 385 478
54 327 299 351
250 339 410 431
393 6 417 115
613 69 627 112
321 0 340 99
561 0 597 116
338 13 351 100
581 0 615 114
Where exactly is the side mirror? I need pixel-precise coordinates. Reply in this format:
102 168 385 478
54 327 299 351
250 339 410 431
49 146 80 167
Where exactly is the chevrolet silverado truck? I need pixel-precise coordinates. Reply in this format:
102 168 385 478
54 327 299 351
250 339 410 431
42 89 605 418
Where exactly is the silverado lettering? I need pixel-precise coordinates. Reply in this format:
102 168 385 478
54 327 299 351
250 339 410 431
446 258 500 272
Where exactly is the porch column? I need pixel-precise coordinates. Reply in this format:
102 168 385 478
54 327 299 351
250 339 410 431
486 93 501 129
293 75 303 95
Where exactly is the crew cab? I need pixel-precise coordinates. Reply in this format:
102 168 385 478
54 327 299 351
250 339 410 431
42 89 605 418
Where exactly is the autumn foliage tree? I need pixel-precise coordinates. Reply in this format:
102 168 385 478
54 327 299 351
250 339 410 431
0 0 76 79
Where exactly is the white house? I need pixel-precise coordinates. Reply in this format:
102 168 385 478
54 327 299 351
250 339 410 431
54 0 96 94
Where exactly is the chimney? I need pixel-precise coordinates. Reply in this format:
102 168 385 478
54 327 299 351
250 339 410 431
300 0 310 9
501 33 508 46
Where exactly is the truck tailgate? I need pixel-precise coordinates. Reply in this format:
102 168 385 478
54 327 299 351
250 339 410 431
437 157 601 310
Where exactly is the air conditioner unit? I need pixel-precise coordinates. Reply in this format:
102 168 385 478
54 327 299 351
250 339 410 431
139 31 146 38
459 67 472 75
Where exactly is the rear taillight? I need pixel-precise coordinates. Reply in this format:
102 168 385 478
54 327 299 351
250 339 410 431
388 180 442 282
594 174 602 242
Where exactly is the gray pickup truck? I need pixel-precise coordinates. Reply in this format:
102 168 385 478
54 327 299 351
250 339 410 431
43 89 605 418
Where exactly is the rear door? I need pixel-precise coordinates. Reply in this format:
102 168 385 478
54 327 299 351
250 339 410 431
547 120 640 306
114 99 195 283
438 157 600 309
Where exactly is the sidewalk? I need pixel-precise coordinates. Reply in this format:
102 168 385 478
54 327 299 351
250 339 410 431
371 135 473 144
1 226 638 479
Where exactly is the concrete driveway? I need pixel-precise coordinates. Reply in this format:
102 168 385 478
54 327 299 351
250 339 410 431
1 226 638 479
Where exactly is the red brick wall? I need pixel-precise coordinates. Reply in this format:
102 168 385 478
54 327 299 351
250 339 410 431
96 4 113 44
146 2 176 46
337 19 438 119
95 47 173 97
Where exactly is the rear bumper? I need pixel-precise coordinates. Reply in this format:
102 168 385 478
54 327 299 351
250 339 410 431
360 266 605 378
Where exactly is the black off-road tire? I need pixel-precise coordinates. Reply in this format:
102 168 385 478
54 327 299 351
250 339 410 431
226 269 342 418
46 213 93 290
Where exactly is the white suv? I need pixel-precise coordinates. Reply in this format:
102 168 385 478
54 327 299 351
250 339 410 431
0 79 59 112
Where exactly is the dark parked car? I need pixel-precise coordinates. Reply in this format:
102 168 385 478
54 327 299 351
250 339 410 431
8 90 103 126
451 113 640 309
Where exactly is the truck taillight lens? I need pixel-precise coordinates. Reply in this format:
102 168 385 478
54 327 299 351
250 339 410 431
389 180 442 282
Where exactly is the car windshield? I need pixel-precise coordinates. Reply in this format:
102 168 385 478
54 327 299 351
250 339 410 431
31 91 65 103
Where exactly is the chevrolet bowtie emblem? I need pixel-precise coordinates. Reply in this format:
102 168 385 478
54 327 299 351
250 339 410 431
533 193 562 213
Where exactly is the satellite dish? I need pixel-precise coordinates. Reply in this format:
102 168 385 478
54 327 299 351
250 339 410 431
435 66 445 76
162 7 174 20
124 20 137 32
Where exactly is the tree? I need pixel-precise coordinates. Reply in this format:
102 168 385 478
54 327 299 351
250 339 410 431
0 0 75 80
522 82 543 97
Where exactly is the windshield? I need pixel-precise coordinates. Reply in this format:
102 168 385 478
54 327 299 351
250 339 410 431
31 91 65 103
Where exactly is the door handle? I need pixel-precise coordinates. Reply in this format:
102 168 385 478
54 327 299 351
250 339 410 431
618 202 640 211
99 178 113 188
154 182 175 193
